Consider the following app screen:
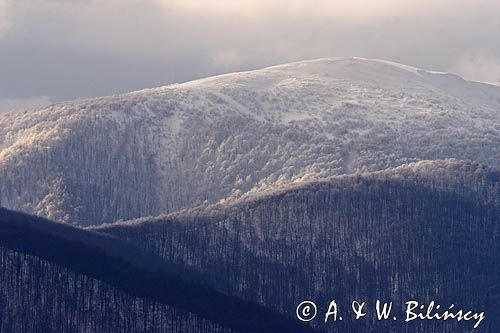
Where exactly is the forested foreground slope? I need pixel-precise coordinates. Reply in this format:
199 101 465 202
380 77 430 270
1 58 499 225
96 162 500 332
0 209 315 333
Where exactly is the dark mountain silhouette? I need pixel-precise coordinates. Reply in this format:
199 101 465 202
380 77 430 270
0 208 315 333
96 162 500 332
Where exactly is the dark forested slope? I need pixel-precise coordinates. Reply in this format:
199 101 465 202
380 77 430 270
96 162 500 332
0 208 315 333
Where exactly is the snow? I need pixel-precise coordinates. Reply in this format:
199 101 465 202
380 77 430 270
0 57 498 225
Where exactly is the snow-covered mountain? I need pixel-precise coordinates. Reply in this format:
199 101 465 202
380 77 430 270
1 57 499 225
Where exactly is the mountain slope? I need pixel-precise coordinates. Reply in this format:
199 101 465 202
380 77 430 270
95 161 500 332
0 208 315 333
0 57 499 225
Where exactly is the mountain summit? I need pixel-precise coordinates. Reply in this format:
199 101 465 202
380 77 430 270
1 57 499 225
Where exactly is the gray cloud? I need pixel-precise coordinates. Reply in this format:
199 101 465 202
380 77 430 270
1 0 499 107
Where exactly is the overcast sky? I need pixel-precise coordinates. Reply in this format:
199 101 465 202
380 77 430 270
1 0 499 112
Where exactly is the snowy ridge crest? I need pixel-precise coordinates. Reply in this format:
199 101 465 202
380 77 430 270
0 57 499 225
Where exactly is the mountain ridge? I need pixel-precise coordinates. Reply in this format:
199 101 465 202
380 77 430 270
94 165 500 332
0 207 315 333
90 158 499 229
0 57 499 225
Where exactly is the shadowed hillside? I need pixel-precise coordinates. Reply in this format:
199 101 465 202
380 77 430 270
0 208 315 333
96 163 500 332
